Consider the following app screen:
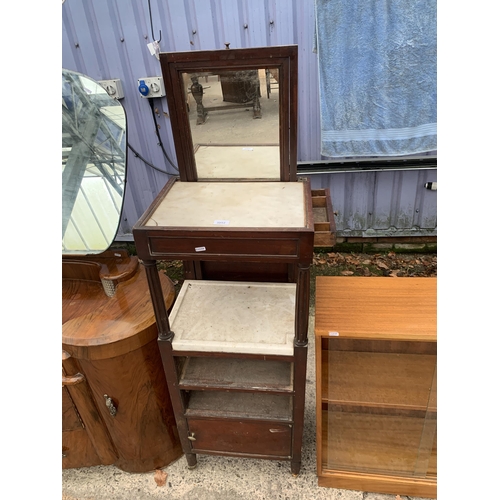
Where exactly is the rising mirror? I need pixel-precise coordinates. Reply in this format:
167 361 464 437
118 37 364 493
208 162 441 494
185 68 279 179
160 46 298 182
62 69 127 254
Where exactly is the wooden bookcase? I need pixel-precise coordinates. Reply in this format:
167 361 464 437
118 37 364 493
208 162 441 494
315 277 437 497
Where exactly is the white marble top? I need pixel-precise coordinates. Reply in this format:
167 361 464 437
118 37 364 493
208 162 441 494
169 280 296 355
195 145 280 179
145 181 306 228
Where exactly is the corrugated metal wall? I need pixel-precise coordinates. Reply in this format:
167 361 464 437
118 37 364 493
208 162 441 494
308 168 436 238
62 0 436 240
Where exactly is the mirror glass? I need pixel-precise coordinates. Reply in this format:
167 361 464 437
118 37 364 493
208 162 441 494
183 68 280 180
62 69 127 254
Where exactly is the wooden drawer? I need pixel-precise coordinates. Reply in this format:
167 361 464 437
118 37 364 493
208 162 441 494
187 418 292 458
147 233 303 260
311 188 336 248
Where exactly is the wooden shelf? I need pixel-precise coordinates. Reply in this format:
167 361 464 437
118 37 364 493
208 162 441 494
185 391 293 421
179 357 293 393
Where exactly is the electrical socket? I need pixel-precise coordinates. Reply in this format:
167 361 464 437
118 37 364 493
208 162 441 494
137 77 166 98
99 79 124 99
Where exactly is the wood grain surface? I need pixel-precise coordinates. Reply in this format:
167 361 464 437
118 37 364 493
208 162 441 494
315 276 437 498
62 257 182 472
78 338 182 472
315 276 436 341
62 264 175 360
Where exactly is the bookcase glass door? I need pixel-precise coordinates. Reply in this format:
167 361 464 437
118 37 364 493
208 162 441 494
322 338 437 478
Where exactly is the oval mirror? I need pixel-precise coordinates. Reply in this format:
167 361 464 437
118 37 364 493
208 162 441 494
62 69 127 254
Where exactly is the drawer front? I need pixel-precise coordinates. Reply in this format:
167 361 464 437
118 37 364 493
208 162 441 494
187 419 292 458
148 235 303 260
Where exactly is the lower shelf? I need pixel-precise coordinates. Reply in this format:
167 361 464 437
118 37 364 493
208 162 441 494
321 409 437 477
178 356 293 392
318 469 437 498
185 391 293 421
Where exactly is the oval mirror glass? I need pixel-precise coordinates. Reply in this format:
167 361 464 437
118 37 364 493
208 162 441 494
62 69 127 254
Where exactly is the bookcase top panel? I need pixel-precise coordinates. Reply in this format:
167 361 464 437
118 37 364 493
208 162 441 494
315 276 436 342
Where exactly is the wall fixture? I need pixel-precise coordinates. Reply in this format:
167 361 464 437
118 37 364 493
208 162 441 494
99 79 124 100
138 77 166 98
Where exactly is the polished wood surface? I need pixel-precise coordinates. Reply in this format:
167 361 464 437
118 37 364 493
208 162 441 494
78 338 182 473
62 249 138 283
62 253 182 472
63 387 103 468
318 471 437 498
62 261 175 360
315 276 436 341
62 352 118 467
62 429 102 469
315 277 437 498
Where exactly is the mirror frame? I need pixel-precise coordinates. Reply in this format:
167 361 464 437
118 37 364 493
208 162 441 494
159 45 298 182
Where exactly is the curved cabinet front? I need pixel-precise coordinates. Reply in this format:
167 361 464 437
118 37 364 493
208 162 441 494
62 254 182 472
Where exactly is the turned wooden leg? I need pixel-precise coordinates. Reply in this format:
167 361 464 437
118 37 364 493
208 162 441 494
185 453 198 469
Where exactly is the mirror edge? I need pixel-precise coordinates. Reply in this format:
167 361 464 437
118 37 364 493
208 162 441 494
62 68 129 256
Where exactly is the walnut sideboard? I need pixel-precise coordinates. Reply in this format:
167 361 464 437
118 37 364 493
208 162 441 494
62 249 182 472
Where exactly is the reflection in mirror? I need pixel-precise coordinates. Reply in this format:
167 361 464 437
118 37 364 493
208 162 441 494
183 68 280 180
62 69 127 254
